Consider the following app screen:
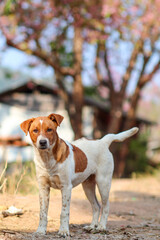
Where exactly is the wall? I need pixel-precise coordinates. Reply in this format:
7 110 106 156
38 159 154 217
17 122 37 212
0 103 74 162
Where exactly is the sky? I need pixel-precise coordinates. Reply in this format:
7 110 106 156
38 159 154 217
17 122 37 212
0 47 54 80
0 31 54 80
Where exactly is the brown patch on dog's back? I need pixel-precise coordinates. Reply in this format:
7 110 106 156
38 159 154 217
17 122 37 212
72 145 88 173
53 138 70 163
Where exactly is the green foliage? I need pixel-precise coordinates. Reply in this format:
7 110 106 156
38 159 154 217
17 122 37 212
84 86 97 96
5 71 12 79
50 41 74 67
59 51 74 67
4 0 16 15
125 131 155 177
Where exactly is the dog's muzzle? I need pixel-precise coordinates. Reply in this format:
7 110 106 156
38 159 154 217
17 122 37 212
37 135 49 149
39 139 48 149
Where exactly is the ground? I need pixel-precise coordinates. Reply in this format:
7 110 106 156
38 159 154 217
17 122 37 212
0 177 160 240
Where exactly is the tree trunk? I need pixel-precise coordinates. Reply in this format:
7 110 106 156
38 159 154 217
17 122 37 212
114 117 137 178
72 75 84 139
71 26 84 139
65 75 84 139
107 108 123 133
53 24 84 140
55 71 83 139
107 89 125 132
113 87 140 177
114 140 130 177
106 92 125 177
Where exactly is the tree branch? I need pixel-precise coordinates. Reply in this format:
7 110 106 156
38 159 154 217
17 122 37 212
127 58 160 121
104 46 114 93
95 42 104 83
73 26 83 74
140 61 160 88
121 39 143 94
5 38 76 76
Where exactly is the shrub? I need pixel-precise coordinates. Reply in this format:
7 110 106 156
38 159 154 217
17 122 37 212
124 131 156 177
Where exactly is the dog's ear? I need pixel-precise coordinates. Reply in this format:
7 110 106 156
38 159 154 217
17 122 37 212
48 113 64 127
20 118 35 136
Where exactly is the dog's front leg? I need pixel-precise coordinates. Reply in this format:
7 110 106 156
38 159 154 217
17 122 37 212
58 185 72 237
36 179 50 235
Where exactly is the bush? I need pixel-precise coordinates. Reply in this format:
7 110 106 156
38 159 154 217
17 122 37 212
124 131 156 177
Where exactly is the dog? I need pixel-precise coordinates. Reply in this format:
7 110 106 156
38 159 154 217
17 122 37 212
20 113 138 236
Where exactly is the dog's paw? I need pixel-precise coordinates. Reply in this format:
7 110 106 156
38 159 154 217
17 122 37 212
58 228 70 237
94 224 108 233
83 224 97 233
34 226 47 235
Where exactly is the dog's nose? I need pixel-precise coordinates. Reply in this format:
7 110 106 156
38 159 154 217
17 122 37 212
39 139 47 147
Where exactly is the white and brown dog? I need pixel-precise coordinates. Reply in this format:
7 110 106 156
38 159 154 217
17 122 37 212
20 113 138 236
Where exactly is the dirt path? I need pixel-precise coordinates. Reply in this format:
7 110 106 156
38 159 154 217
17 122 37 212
0 177 160 239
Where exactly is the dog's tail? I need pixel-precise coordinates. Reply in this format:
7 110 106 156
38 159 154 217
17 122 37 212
102 127 139 147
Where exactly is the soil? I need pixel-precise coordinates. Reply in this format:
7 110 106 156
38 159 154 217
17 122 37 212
0 177 160 240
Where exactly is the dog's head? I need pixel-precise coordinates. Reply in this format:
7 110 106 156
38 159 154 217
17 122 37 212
20 113 64 150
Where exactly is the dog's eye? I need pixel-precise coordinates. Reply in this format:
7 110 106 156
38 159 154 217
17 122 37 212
33 129 38 133
47 128 52 132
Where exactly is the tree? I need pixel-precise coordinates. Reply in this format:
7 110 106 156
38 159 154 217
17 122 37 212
0 0 115 139
94 0 160 176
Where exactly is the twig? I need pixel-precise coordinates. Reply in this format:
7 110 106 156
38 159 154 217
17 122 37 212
0 178 7 191
0 158 8 182
14 168 26 195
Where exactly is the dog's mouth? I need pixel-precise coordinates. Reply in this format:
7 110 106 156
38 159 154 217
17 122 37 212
38 139 49 150
39 146 48 150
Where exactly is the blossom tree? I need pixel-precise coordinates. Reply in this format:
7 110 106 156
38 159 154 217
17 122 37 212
96 0 160 132
0 0 114 139
94 0 160 175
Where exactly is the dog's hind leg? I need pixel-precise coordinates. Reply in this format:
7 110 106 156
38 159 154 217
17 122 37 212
95 155 114 231
82 174 100 231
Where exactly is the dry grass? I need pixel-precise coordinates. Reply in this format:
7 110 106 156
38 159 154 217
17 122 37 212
0 160 38 195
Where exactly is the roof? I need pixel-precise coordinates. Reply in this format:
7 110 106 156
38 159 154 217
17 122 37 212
0 79 59 98
0 68 157 126
84 96 157 126
0 70 62 111
0 67 57 95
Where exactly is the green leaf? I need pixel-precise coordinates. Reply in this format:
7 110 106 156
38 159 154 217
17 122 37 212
4 0 17 15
